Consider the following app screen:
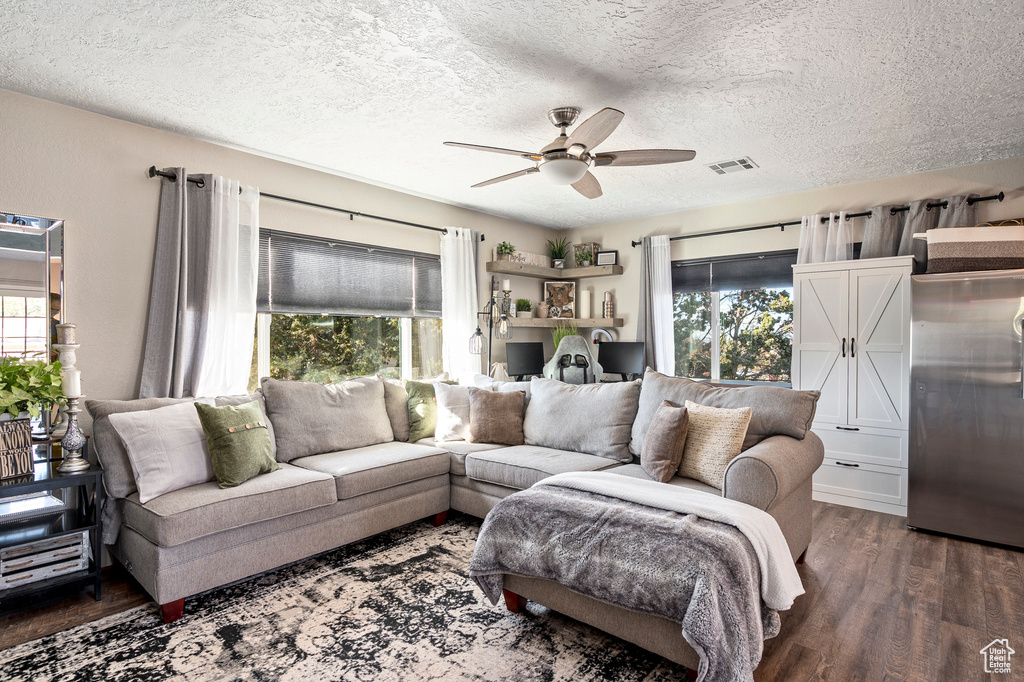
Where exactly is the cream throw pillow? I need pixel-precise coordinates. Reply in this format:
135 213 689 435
108 399 216 504
434 382 473 442
677 400 752 489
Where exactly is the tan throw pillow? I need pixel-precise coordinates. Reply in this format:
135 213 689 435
640 400 690 483
678 400 752 489
467 387 526 446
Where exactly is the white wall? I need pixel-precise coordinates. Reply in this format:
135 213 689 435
0 89 554 415
568 156 1024 341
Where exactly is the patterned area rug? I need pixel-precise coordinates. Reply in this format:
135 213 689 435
0 514 687 681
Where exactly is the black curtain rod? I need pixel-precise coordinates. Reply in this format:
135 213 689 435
630 192 1005 247
148 166 484 241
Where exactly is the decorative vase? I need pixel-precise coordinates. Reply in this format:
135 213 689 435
553 259 565 269
537 303 550 319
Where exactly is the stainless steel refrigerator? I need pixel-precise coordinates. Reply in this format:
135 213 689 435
909 269 1024 548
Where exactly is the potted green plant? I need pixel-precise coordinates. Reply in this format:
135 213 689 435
496 241 516 261
516 298 533 318
575 246 593 267
546 237 570 269
551 319 579 350
0 358 65 420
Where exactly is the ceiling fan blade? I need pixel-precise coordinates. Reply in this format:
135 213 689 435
564 108 624 153
444 141 540 160
571 171 602 199
471 167 539 188
594 149 697 166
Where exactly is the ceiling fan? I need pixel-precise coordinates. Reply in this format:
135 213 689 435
444 107 696 199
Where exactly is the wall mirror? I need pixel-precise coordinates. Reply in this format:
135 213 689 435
0 212 64 361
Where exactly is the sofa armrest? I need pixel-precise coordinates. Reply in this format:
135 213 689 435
721 432 824 511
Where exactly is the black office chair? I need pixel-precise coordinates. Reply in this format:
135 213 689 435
596 342 646 381
505 342 545 381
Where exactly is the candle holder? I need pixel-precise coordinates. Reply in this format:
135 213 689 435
57 395 90 473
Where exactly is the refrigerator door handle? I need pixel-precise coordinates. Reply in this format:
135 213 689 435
851 338 855 357
841 338 846 358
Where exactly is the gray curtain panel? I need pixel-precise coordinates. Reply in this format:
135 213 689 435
936 195 976 229
637 236 657 372
139 168 215 399
897 199 941 262
859 205 904 259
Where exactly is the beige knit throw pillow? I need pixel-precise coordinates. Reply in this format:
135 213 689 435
677 400 752 489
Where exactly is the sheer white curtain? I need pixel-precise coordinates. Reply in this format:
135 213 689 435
797 212 854 264
140 169 259 398
637 235 674 376
193 180 259 397
440 227 479 383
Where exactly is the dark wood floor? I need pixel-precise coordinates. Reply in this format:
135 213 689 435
1 502 1021 681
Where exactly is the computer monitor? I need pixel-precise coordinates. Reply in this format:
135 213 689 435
505 342 545 380
597 342 646 381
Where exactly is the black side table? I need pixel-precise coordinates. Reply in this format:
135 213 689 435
0 444 103 610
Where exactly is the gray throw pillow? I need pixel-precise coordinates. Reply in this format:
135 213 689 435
523 377 641 462
261 376 393 462
378 375 410 442
630 368 820 455
467 387 525 446
86 397 195 499
640 400 690 483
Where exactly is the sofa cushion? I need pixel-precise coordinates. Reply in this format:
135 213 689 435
417 438 505 476
607 463 723 497
640 400 690 483
630 369 820 455
523 377 641 462
291 442 449 500
261 376 393 462
86 397 195 500
378 375 410 442
122 462 336 547
465 445 621 490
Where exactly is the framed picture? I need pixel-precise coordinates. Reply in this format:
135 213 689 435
596 250 618 266
544 281 576 319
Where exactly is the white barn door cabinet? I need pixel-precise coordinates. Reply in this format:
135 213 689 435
792 256 913 516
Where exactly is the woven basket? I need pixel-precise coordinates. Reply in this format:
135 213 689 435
926 220 1024 274
0 418 33 479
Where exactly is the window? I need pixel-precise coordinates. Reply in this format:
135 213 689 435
1 296 48 358
673 250 796 385
253 231 442 388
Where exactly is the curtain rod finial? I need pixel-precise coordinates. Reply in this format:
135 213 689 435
147 165 158 178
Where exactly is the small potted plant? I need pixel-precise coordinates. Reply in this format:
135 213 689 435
516 298 533 318
546 237 570 269
575 246 593 267
0 357 65 421
496 241 516 261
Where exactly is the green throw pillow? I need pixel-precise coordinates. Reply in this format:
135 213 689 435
195 401 279 489
405 380 457 442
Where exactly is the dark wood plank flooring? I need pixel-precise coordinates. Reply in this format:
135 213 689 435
1 501 1021 681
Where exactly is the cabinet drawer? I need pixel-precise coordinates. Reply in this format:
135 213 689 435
813 460 907 508
0 556 88 591
813 426 907 467
1 531 85 561
1 542 85 573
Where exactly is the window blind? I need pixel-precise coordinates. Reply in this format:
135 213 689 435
257 229 441 318
672 249 798 293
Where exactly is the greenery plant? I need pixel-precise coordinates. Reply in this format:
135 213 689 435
546 237 570 260
496 241 516 256
0 357 65 418
516 298 532 312
551 319 579 350
575 246 593 263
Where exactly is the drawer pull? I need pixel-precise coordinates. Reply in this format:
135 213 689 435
53 565 78 572
5 547 36 556
836 461 861 468
54 536 78 545
836 426 860 431
6 574 33 583
6 560 33 569
54 550 79 558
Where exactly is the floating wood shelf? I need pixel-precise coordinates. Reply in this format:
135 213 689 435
510 317 624 328
486 261 623 279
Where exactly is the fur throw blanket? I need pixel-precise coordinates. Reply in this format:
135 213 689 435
469 472 804 682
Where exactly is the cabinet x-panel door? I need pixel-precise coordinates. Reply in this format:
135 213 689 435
793 270 848 425
848 267 910 429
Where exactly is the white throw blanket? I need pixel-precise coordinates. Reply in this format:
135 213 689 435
536 472 805 611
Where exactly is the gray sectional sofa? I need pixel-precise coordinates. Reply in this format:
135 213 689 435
87 369 823 636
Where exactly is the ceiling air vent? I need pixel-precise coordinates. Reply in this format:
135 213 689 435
706 157 758 175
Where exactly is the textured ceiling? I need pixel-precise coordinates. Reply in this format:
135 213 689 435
1 1 1023 229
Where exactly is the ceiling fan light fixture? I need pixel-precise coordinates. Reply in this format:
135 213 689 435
538 156 589 185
